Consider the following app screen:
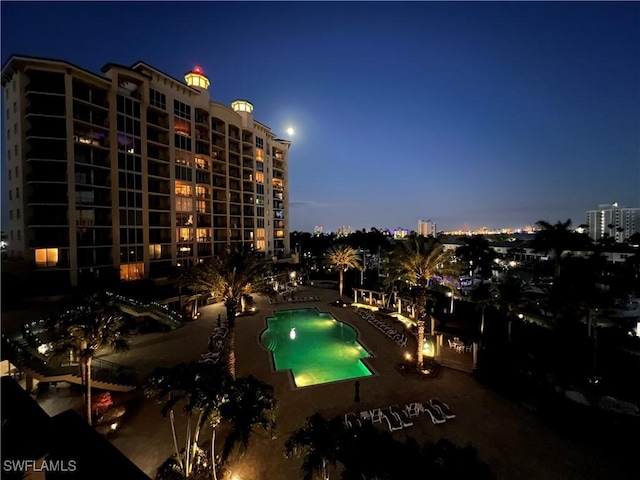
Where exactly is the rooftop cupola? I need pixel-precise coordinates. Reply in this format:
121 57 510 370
184 65 210 89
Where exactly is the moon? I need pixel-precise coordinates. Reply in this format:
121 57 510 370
286 127 294 136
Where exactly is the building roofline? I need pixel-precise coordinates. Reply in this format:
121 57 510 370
2 54 110 86
129 60 202 94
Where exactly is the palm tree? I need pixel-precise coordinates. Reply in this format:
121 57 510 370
493 274 529 343
50 293 129 426
532 219 591 278
219 375 277 465
324 245 362 299
386 237 456 369
181 245 275 378
145 361 232 479
284 413 344 480
456 235 496 282
470 282 496 336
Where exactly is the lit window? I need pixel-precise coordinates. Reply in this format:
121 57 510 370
176 228 193 242
255 172 264 184
149 244 162 259
174 117 191 136
255 148 264 161
195 156 208 169
35 248 59 267
196 228 211 242
176 197 193 212
120 262 144 281
175 181 192 196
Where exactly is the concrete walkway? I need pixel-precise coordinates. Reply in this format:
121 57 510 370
34 286 636 480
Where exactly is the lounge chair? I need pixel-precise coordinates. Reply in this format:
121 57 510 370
389 405 413 427
430 398 455 419
344 412 361 428
405 402 422 418
369 408 385 424
421 402 446 424
382 411 403 432
360 410 373 423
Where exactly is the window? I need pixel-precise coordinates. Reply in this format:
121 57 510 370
174 118 191 136
257 206 264 217
255 148 264 161
174 133 192 151
196 228 211 242
175 166 192 181
255 172 264 184
14 145 17 156
35 248 59 267
195 185 208 198
196 200 206 213
16 209 20 220
195 156 208 170
173 100 191 120
7 129 10 140
16 187 19 199
175 181 192 196
256 137 264 149
120 262 144 281
256 184 265 195
17 230 20 240
149 89 166 110
13 102 16 113
176 196 193 212
14 124 17 134
7 150 10 161
9 211 12 220
149 244 162 259
5 109 8 119
176 227 193 242
8 191 11 201
15 166 18 178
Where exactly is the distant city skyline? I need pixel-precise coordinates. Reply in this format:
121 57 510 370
1 2 638 234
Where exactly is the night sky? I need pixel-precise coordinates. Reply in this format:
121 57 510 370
2 1 638 233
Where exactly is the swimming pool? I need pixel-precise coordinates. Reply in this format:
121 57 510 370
260 308 373 387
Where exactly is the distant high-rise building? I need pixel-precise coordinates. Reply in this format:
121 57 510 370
392 228 409 239
2 55 291 287
313 226 323 236
337 226 352 236
586 203 640 242
417 219 436 237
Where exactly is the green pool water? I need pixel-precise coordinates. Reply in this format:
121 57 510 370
260 308 373 387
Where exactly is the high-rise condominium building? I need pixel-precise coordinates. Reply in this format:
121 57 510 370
2 55 291 287
417 219 436 237
586 203 640 242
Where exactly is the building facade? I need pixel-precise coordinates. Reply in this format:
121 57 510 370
586 203 640 243
417 219 436 237
2 55 291 287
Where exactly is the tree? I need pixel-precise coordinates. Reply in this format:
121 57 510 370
386 237 456 369
284 413 344 480
470 282 496 336
219 375 277 465
145 361 233 480
532 219 591 278
324 245 362 299
493 274 529 343
455 235 496 282
50 292 129 426
180 245 275 378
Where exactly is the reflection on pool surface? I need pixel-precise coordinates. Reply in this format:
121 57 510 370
260 308 372 387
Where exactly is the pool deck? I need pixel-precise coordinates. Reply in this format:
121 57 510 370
33 286 636 480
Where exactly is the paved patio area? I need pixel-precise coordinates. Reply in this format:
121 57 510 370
33 286 636 479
